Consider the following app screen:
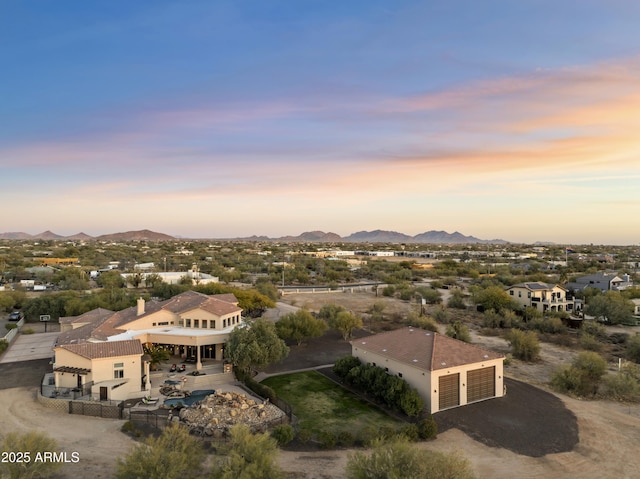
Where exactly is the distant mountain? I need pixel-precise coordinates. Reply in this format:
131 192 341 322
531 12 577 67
344 230 413 243
0 232 32 239
34 230 65 240
278 231 343 242
0 229 175 241
95 229 176 241
0 228 507 244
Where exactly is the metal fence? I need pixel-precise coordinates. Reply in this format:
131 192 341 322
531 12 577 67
69 400 123 419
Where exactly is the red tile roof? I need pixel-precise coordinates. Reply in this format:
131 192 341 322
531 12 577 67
58 339 143 359
352 327 503 371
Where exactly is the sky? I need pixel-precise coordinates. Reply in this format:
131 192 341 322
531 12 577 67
2 1 640 245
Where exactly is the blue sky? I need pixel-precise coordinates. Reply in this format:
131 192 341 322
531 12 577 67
2 1 640 244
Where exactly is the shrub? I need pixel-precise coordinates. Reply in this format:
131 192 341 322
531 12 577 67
445 321 471 343
579 333 601 352
271 424 295 446
318 431 337 449
603 370 640 401
5 323 17 330
22 327 35 334
0 339 7 354
581 320 607 339
432 306 450 324
551 351 608 397
507 329 541 362
406 315 439 333
333 355 362 378
626 334 640 363
417 416 438 440
337 431 355 447
399 424 420 442
356 426 380 447
296 428 313 444
121 421 135 434
528 317 565 334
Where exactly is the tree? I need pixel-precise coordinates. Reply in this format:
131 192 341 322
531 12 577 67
318 303 346 321
226 318 289 372
275 309 327 345
116 423 205 479
213 424 284 479
346 437 475 479
145 345 170 371
585 291 634 325
473 285 517 313
329 310 363 340
1 431 62 479
446 321 472 343
626 334 640 364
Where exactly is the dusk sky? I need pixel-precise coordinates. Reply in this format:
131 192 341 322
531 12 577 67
2 1 639 244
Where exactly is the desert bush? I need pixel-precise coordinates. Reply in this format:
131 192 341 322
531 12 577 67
625 334 640 364
528 317 565 334
551 351 608 397
271 424 295 446
337 431 355 447
417 416 438 440
603 369 640 401
507 329 541 362
579 333 602 352
581 320 607 339
405 314 439 333
445 321 471 343
432 306 450 324
399 424 420 442
0 339 7 354
318 431 337 449
447 289 467 309
0 431 62 479
5 323 17 330
482 309 510 329
609 332 629 345
296 428 313 444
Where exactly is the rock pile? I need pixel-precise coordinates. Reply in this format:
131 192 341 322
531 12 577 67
169 390 286 437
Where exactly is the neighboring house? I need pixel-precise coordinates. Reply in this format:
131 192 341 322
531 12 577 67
351 327 504 414
632 299 640 317
505 282 572 313
566 272 633 292
121 265 219 287
54 290 243 401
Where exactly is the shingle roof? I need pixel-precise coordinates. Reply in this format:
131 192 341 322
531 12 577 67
508 282 564 291
57 339 143 359
352 327 503 371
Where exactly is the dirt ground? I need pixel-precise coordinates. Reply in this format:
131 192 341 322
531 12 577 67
3 291 640 478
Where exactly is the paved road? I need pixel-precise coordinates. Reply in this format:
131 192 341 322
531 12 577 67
0 332 58 364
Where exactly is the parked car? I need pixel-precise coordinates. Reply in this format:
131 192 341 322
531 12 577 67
9 311 23 321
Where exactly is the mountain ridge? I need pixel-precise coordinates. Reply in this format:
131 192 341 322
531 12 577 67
0 229 508 244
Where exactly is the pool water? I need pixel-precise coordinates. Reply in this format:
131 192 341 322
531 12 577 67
163 389 215 408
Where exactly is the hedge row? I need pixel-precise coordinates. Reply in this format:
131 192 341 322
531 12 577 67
333 356 424 417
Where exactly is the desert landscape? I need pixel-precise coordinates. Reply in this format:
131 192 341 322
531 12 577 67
3 293 640 479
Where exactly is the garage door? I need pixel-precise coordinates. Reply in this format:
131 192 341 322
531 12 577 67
467 366 495 403
438 373 459 410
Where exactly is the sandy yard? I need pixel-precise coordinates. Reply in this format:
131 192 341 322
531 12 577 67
3 291 640 478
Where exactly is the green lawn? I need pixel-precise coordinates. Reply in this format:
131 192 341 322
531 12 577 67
262 370 402 437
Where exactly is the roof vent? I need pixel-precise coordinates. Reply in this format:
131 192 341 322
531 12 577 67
425 332 431 336
409 328 414 332
382 349 387 352
483 354 489 359
412 359 418 363
441 362 446 366
361 341 366 345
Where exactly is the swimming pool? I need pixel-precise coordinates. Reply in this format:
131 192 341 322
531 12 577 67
163 389 215 408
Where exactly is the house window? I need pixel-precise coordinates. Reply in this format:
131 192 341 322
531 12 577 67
114 362 124 379
223 319 226 328
518 291 522 297
509 291 514 296
527 292 531 298
210 320 216 329
158 321 169 326
186 319 191 327
194 319 199 328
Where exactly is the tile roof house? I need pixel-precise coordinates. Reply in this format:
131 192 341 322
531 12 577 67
505 282 572 313
351 327 504 414
52 290 243 401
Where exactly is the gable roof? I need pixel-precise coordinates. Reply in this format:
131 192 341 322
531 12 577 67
352 327 503 372
57 339 143 359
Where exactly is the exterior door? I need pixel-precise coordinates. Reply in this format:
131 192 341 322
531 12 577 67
100 386 108 401
438 373 460 410
467 366 495 403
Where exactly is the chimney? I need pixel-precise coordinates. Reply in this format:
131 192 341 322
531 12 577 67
137 298 145 316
